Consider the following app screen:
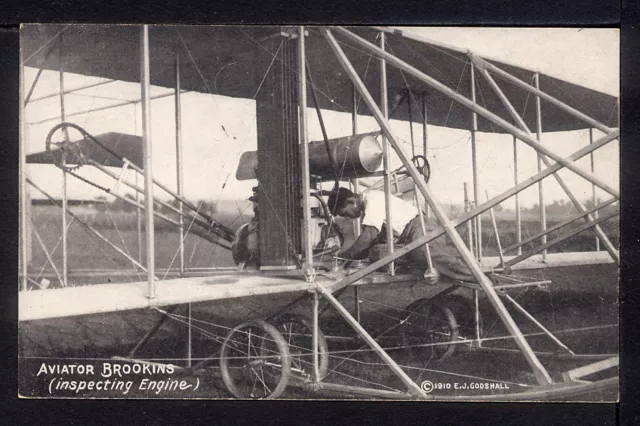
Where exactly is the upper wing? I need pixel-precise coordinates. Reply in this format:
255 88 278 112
21 25 618 133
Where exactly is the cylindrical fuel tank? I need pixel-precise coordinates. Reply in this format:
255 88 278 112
308 132 383 180
235 133 383 181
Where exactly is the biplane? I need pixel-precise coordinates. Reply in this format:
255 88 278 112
19 25 619 400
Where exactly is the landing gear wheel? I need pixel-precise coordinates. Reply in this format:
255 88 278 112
270 313 330 382
220 320 291 399
440 295 483 343
401 298 459 362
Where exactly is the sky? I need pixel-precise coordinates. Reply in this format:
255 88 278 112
23 26 619 210
403 27 619 96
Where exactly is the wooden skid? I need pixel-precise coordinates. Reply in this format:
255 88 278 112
562 356 619 382
483 252 615 270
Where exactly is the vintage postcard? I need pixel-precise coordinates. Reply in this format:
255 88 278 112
18 25 619 400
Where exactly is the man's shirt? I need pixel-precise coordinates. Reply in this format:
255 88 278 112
361 190 419 236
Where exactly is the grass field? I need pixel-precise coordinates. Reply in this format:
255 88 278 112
28 204 619 283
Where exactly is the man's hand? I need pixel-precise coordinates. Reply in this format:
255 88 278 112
338 225 379 260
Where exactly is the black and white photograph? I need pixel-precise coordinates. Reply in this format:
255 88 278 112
18 24 619 400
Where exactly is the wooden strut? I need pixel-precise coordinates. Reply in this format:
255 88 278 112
503 197 617 254
469 55 614 134
380 32 396 276
474 65 620 265
174 50 191 367
175 50 185 275
513 136 522 255
85 159 229 244
422 92 430 218
312 290 321 383
59 33 69 288
299 26 314 279
323 128 618 296
68 162 231 250
140 25 156 299
127 305 179 358
464 183 474 255
504 208 618 268
487 191 506 269
322 27 553 385
589 128 600 251
500 292 574 355
26 177 158 279
534 73 547 260
333 27 618 199
313 382 414 399
351 85 362 320
470 63 482 260
561 357 618 383
316 283 427 397
20 46 28 291
351 83 362 237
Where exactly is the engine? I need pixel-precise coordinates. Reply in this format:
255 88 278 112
232 131 383 269
231 187 343 268
232 31 382 270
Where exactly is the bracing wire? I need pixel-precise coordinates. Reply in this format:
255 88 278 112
25 30 618 396
30 71 140 286
150 300 616 394
102 199 144 282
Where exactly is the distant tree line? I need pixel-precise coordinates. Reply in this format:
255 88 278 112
519 198 617 218
91 195 219 215
91 195 617 223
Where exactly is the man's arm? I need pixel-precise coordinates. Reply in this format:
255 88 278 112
338 225 379 260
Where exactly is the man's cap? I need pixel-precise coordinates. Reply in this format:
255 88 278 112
327 187 355 215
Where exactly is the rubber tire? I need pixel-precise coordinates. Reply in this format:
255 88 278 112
271 313 330 382
438 294 483 341
401 298 459 362
220 320 291 399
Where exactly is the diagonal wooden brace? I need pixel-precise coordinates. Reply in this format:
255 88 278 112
322 27 553 386
325 128 618 296
332 26 619 199
468 53 614 134
476 65 619 264
503 197 617 254
316 284 426 397
505 208 618 267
